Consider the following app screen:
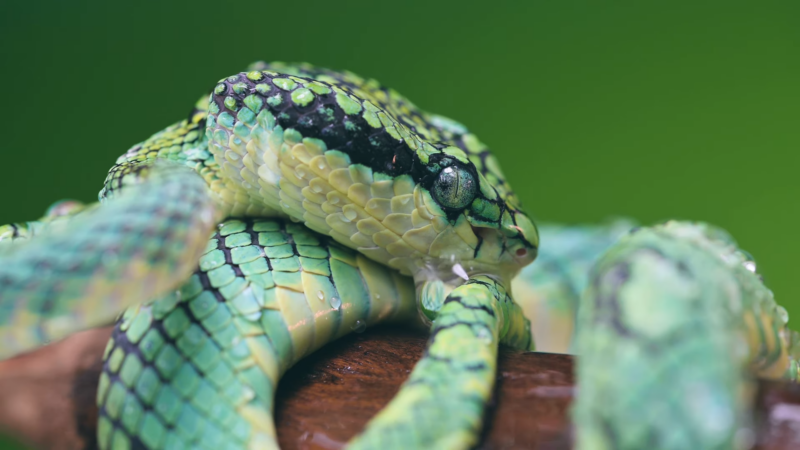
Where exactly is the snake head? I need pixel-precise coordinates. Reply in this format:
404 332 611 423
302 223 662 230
413 141 538 281
203 65 538 287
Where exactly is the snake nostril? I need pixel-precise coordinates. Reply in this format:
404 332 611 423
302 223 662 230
516 248 527 257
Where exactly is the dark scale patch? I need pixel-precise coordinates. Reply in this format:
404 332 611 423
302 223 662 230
465 276 498 291
119 144 144 161
212 68 523 230
101 161 152 199
211 72 497 214
442 295 496 317
589 246 711 352
424 321 467 346
217 232 244 278
252 63 500 169
263 64 448 143
196 269 222 302
590 261 639 339
211 72 423 181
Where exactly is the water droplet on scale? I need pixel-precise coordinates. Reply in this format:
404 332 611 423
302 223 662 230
330 297 341 309
201 209 214 226
311 184 323 193
317 290 325 301
343 209 357 221
241 386 255 401
351 319 366 333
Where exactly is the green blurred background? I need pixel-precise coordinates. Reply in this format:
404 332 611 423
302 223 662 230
0 1 798 447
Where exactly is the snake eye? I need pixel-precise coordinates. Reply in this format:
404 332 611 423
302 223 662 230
432 165 477 210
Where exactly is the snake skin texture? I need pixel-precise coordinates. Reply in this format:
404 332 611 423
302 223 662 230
0 163 217 359
96 218 418 450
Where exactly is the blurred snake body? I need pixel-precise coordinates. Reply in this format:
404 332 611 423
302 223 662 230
515 221 800 450
0 62 797 450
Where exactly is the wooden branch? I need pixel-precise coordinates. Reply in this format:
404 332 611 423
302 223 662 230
0 327 798 449
0 327 111 450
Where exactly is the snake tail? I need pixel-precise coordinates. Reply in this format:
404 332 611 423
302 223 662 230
347 275 531 449
96 218 418 450
573 221 798 450
0 162 217 359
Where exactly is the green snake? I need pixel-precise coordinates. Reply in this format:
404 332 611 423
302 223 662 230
0 62 796 449
0 61 535 449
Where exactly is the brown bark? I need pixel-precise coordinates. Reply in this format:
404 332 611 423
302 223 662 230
0 326 797 449
0 327 112 450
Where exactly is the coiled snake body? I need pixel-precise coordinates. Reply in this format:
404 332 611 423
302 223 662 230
0 62 796 450
1 62 535 449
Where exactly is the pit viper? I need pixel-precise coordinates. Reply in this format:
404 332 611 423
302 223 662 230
0 61 535 450
0 62 796 450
